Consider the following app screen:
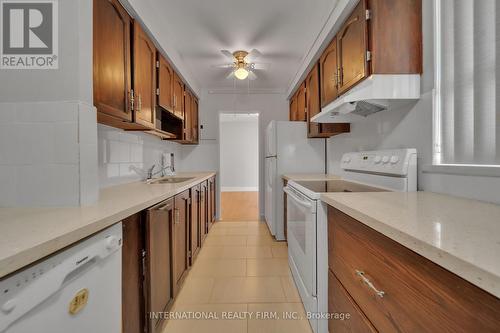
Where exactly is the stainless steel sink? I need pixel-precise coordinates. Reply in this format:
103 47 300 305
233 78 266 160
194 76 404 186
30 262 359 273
147 177 195 184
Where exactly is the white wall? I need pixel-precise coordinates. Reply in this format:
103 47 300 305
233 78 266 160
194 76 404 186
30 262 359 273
220 114 259 191
326 0 500 205
181 91 289 217
0 0 97 207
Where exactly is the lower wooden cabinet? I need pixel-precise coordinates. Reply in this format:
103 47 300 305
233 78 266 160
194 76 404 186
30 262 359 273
145 199 174 333
208 176 216 228
122 213 145 333
121 176 216 333
328 206 500 332
173 190 190 296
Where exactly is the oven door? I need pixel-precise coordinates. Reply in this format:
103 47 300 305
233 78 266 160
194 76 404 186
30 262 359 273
284 186 317 299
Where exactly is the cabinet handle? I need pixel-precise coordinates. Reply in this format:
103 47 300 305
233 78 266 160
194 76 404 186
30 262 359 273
355 270 385 298
174 208 180 224
129 90 134 112
138 94 142 111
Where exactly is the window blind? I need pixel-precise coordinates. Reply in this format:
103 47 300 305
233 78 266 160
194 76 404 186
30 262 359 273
437 0 500 165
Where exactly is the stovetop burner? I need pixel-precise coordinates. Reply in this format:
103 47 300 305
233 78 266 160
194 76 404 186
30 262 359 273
293 180 387 193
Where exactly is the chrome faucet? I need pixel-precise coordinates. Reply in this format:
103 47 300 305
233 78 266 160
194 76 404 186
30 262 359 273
145 153 176 181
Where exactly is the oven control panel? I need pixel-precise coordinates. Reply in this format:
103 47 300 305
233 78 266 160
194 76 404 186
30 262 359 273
341 149 417 176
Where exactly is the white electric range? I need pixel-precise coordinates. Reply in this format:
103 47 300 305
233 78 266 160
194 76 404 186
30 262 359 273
284 149 417 333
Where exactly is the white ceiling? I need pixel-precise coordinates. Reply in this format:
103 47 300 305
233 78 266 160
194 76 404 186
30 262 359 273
150 0 338 92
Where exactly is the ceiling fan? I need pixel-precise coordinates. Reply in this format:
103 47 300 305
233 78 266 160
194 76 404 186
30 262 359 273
212 49 270 80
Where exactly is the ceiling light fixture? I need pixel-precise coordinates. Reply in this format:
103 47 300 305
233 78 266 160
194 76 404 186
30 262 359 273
234 67 249 80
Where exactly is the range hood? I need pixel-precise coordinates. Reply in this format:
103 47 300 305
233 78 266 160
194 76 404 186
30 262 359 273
311 74 421 123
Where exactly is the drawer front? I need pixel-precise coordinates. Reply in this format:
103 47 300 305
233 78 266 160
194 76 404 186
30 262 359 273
328 206 500 333
329 269 377 333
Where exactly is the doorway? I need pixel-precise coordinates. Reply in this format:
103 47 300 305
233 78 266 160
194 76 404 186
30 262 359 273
219 113 260 221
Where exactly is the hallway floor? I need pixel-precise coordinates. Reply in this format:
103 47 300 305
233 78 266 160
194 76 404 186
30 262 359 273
163 220 313 333
220 192 260 221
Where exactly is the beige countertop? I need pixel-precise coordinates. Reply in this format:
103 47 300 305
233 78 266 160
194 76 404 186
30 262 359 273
321 191 500 298
0 172 215 279
282 173 341 181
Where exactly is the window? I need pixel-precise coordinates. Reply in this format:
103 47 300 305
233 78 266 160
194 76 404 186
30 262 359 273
434 0 500 167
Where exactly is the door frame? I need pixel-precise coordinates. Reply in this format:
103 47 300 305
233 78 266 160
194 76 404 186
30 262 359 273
217 111 261 220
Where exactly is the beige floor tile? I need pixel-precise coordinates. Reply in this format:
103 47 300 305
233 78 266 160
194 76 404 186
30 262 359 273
271 246 288 258
210 276 287 303
190 259 247 277
280 276 302 303
271 241 288 247
198 246 248 259
246 234 275 246
247 258 291 277
204 235 247 246
174 276 215 305
163 303 248 333
247 303 313 333
214 221 249 228
246 246 273 258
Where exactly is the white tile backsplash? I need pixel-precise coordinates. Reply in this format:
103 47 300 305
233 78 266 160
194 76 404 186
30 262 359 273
98 124 182 188
0 101 99 207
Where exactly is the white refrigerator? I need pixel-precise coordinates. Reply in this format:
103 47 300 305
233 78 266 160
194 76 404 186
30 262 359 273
264 121 326 240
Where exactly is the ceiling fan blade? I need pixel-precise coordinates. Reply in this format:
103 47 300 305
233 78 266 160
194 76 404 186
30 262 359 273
226 71 235 79
221 50 234 60
251 63 270 70
211 63 234 69
246 49 262 62
248 71 258 80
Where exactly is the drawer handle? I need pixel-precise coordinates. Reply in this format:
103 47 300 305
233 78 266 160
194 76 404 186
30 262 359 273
355 270 385 298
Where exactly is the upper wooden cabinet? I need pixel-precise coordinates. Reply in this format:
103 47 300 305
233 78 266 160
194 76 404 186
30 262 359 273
133 23 156 129
289 93 298 121
183 89 193 141
296 82 307 121
157 54 174 112
307 64 350 138
191 97 199 144
93 0 132 123
337 0 369 94
320 37 339 107
173 73 185 120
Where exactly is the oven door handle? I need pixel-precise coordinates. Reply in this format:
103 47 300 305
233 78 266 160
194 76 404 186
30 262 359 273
284 186 313 209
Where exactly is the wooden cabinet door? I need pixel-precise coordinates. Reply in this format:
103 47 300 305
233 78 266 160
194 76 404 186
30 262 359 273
158 54 174 112
329 270 377 333
337 0 369 94
145 199 174 333
173 190 190 296
122 213 145 333
173 73 184 119
93 0 132 122
320 37 339 107
289 94 297 121
190 184 201 264
133 23 156 129
306 64 321 137
296 83 307 121
208 177 216 228
183 90 193 141
200 181 208 242
192 97 199 143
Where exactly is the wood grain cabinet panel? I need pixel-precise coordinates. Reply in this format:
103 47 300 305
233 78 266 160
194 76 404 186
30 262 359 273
173 73 185 120
145 199 174 333
208 176 216 228
337 0 369 94
289 93 298 121
183 89 193 141
320 37 339 107
328 206 500 333
190 184 201 265
173 190 190 296
329 270 377 333
158 54 174 112
191 97 199 144
306 63 350 138
200 181 209 242
93 0 132 122
133 23 157 129
122 213 145 333
296 82 307 122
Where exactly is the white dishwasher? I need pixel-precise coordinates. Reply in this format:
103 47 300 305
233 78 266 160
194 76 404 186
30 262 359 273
0 222 122 333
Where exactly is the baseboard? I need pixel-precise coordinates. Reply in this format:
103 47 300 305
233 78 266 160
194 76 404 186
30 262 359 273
221 187 259 192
